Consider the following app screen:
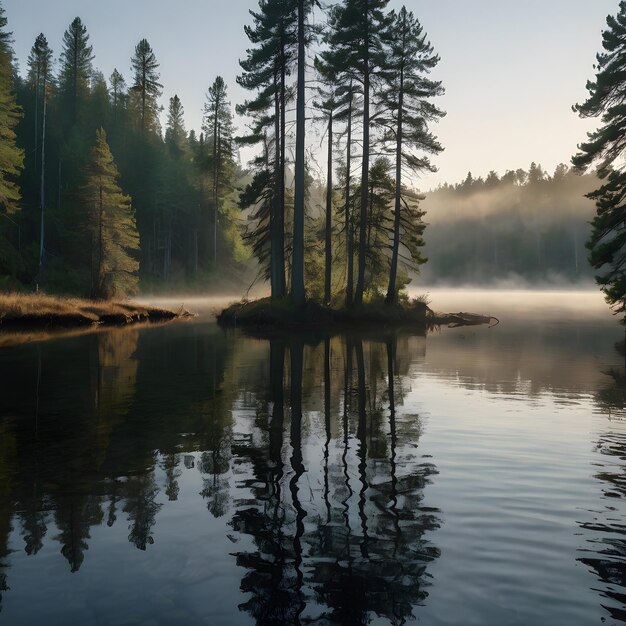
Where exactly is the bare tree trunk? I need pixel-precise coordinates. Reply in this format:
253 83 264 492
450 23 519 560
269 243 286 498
38 79 47 274
345 87 354 308
97 183 104 298
270 71 282 299
324 112 333 305
355 35 370 306
291 0 306 306
278 38 287 298
386 62 404 305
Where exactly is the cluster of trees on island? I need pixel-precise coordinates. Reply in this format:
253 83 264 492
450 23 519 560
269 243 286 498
2 0 626 306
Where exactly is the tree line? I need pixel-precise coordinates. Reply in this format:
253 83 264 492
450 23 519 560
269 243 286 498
0 6 245 297
420 163 598 285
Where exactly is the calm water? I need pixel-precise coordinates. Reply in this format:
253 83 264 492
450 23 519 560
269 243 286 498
1 290 626 625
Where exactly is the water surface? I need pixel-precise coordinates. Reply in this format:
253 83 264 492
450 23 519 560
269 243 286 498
0 290 625 625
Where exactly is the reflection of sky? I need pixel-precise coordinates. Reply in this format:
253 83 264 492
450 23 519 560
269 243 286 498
6 0 618 188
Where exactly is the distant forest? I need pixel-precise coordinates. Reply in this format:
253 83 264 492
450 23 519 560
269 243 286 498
0 2 599 299
421 164 597 285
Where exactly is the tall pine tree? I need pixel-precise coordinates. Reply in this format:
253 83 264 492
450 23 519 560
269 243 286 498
379 7 444 304
58 17 94 128
130 39 162 135
573 1 626 316
237 0 298 299
327 0 391 305
203 76 235 265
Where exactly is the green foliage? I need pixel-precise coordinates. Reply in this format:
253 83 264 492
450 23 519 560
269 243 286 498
130 39 162 134
0 2 24 283
84 128 139 298
58 17 94 128
26 33 53 90
573 1 626 315
0 26 22 213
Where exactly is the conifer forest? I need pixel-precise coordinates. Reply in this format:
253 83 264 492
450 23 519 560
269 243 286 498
0 0 604 304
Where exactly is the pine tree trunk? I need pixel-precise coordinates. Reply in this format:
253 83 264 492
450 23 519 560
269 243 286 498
97 183 104 298
213 99 219 266
355 36 370 306
386 68 404 305
324 112 333 305
345 88 354 308
141 64 146 134
270 72 282 299
291 0 306 307
278 41 287 297
34 67 39 165
38 78 47 273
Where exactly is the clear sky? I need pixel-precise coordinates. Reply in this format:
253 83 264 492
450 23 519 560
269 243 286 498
4 0 618 188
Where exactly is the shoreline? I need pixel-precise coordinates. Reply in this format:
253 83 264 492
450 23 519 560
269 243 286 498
0 293 191 331
216 297 497 332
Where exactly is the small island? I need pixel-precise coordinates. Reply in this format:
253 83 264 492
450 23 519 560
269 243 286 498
217 296 497 332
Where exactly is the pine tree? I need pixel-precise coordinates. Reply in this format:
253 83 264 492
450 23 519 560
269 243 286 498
110 69 126 109
327 0 392 305
313 57 338 305
573 1 626 316
203 77 235 265
109 68 127 130
0 3 23 215
130 39 162 135
26 34 53 158
315 18 362 306
165 94 186 154
58 17 94 127
379 6 444 304
83 128 139 298
237 0 298 299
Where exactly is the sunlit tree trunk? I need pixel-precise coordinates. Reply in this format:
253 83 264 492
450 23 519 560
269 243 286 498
324 112 333 305
291 0 306 306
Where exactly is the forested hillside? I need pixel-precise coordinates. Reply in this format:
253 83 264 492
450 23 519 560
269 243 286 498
420 164 598 285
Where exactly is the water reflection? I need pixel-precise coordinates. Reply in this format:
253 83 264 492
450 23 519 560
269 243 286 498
0 326 439 622
230 335 440 624
0 313 625 624
578 342 626 622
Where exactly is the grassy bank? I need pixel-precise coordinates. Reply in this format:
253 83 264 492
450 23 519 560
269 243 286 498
0 293 189 329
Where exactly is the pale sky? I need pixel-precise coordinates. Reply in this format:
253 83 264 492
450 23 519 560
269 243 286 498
4 0 618 188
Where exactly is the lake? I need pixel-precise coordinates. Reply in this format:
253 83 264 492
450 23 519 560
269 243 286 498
0 290 625 625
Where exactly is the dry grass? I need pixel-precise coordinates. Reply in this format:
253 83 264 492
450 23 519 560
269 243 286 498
0 292 183 328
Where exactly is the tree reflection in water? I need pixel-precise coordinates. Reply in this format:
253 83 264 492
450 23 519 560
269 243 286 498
0 326 439 622
231 334 441 625
584 345 626 622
